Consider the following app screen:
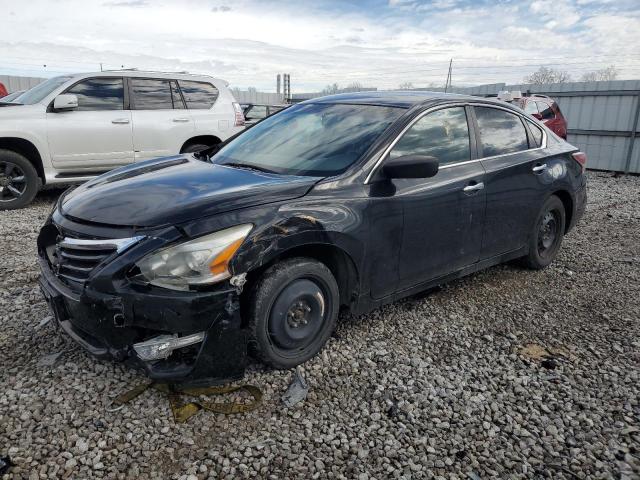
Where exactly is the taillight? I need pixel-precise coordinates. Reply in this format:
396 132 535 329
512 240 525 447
572 152 587 172
232 102 245 127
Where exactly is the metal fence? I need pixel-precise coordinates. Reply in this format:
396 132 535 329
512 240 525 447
431 81 640 174
0 74 45 93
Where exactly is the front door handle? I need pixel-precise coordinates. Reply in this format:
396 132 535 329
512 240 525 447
173 117 190 122
111 118 130 124
532 163 547 173
463 182 485 193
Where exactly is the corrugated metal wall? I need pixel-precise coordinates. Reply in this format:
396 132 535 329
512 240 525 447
0 75 45 93
440 80 640 174
231 89 284 105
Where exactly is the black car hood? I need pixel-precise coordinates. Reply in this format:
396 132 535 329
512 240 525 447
60 156 320 227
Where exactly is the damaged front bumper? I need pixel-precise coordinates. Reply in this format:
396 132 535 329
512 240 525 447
37 241 249 386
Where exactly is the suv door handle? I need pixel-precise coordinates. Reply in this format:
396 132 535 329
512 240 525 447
463 182 484 193
111 118 130 124
173 117 190 122
532 163 547 173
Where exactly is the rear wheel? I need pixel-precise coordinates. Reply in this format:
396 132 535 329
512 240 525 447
247 257 339 369
0 149 39 210
522 195 566 269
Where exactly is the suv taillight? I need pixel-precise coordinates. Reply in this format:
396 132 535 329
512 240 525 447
572 152 587 172
233 102 245 127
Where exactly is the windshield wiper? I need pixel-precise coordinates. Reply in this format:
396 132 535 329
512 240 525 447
221 162 279 174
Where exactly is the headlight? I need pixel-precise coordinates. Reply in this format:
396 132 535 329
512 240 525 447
136 224 252 290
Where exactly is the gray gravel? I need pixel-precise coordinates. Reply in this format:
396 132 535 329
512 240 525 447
1 172 639 479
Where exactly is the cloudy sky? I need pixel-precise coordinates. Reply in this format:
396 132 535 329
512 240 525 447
1 0 639 92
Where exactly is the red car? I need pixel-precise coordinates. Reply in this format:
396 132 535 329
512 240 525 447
516 94 567 140
0 82 8 98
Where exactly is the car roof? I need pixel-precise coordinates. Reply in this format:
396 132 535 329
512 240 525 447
302 90 493 108
67 71 227 84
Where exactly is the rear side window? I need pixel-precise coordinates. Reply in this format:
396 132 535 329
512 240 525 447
536 101 555 120
247 105 267 120
66 78 124 111
131 78 173 110
475 107 529 157
527 121 544 147
390 107 470 166
178 81 219 109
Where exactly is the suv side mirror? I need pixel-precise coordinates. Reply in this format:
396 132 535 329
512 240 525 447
383 155 439 179
53 94 78 111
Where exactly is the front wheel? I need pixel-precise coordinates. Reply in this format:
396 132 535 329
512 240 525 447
247 257 339 369
0 149 39 210
522 195 566 269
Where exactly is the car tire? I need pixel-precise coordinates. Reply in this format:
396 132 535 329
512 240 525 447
247 257 339 369
181 143 211 154
0 149 39 210
522 195 566 270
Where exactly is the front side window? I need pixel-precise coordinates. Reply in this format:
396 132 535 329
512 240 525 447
390 107 470 166
475 107 529 157
178 81 219 109
214 103 403 176
66 78 124 111
537 101 555 120
131 78 173 110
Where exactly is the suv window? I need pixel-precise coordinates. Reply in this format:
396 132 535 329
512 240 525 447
178 81 219 109
475 107 529 157
131 78 173 110
536 101 555 120
390 107 470 166
171 81 185 109
247 105 268 120
66 77 124 111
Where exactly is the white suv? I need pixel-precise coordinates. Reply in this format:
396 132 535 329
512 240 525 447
0 71 245 209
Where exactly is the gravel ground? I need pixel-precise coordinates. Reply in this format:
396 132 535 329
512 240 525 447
1 171 639 480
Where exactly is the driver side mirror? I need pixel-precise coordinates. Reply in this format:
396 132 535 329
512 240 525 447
383 155 439 179
53 94 78 111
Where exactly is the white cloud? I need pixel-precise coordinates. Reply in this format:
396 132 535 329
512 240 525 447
1 0 638 91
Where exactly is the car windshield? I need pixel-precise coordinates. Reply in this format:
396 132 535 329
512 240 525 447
214 102 403 176
12 75 73 105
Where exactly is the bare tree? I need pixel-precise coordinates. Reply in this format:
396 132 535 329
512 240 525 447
524 66 572 85
247 86 257 93
346 81 363 90
398 81 414 90
321 83 340 94
581 65 618 82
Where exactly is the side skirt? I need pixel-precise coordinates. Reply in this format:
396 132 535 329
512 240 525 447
351 246 527 316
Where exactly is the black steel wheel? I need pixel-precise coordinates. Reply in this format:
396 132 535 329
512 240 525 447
522 195 566 269
0 149 39 210
248 257 339 369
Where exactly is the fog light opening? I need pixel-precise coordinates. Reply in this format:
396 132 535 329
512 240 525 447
133 332 205 361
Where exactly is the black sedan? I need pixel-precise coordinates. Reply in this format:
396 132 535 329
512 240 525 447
37 91 587 385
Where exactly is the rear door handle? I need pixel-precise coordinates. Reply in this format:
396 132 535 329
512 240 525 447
111 118 130 124
173 117 190 123
463 182 484 193
532 163 547 173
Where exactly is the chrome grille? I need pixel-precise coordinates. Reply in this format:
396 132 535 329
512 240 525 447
50 236 144 286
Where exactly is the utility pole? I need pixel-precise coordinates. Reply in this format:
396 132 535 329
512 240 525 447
277 74 281 95
444 58 452 93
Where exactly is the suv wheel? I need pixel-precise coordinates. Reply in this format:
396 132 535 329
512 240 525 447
247 257 339 369
522 195 566 269
0 149 39 210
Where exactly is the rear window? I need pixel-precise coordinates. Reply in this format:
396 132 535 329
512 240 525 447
475 107 529 157
178 81 219 109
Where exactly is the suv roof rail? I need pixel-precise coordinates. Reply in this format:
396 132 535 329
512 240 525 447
102 68 202 76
